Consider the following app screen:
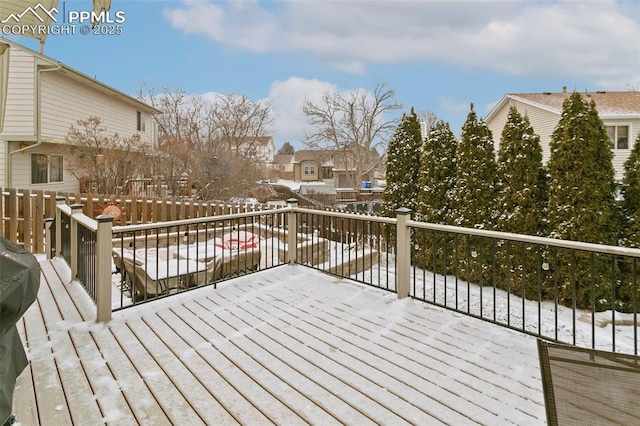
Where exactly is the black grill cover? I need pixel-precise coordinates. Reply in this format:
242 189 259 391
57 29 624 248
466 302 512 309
0 238 40 424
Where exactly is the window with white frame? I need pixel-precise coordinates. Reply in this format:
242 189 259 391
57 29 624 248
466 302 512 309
303 163 316 175
31 154 63 184
607 125 629 150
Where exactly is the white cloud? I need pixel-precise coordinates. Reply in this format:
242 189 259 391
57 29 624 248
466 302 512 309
164 0 640 88
265 77 337 149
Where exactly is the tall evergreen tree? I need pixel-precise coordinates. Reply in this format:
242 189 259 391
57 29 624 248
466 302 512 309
449 104 498 285
496 106 547 236
547 91 620 310
416 120 457 224
276 141 295 155
414 120 457 272
381 108 423 216
494 107 548 300
621 133 640 248
547 91 618 244
453 103 498 229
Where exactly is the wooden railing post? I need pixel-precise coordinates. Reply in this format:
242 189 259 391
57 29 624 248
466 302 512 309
287 198 298 264
44 218 53 259
54 196 66 258
96 215 114 322
70 203 83 280
396 207 411 299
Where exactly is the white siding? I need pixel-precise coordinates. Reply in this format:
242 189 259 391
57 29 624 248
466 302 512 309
2 48 35 136
10 142 79 192
605 118 640 181
511 100 559 165
487 99 640 181
40 72 154 146
487 99 559 164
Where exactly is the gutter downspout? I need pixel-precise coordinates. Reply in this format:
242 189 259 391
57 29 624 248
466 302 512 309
7 63 62 187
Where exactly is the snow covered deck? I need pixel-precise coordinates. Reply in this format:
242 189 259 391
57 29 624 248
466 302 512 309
13 259 546 425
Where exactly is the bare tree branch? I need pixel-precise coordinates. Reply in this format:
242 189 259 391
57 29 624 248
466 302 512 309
302 81 402 185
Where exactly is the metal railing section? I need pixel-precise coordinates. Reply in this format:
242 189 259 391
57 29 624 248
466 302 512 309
407 220 640 354
291 207 397 292
110 209 288 310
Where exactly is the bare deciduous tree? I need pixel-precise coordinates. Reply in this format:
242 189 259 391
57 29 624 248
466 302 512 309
416 110 439 137
60 116 151 194
139 84 274 202
209 93 274 161
302 81 402 186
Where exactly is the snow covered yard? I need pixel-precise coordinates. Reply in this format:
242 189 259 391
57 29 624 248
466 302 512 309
13 259 547 425
358 257 640 355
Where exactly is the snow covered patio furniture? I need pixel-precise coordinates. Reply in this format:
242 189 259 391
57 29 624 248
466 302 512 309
116 248 206 300
537 339 640 426
174 233 262 286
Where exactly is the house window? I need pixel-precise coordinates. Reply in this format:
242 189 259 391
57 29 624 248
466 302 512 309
31 154 63 184
137 111 145 132
607 125 629 150
304 163 316 175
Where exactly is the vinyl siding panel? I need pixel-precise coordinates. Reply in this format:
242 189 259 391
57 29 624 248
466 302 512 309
2 48 35 136
40 72 154 146
487 98 640 182
604 118 640 181
10 143 79 192
487 99 560 165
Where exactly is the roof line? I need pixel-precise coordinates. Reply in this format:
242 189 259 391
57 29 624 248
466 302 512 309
3 37 162 114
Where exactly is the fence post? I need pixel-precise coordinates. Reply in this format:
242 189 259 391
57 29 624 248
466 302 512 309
45 218 53 260
396 207 411 299
95 215 114 322
287 198 298 264
70 203 83 280
54 196 66 258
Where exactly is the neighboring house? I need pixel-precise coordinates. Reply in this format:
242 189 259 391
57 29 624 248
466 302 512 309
0 38 160 191
293 150 335 183
485 88 640 180
234 136 275 163
271 154 294 180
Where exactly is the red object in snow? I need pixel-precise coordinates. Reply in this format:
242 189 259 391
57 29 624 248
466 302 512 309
218 231 260 250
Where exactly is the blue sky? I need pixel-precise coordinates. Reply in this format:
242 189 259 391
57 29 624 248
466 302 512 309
6 0 640 150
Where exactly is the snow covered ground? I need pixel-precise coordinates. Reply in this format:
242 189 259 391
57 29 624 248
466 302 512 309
357 255 639 355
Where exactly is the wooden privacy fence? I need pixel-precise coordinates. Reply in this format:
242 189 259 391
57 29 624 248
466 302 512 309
1 187 281 253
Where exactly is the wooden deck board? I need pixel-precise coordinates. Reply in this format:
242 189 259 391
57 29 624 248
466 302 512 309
34 261 104 425
88 325 173 425
12 260 547 425
13 320 39 426
110 321 206 425
216 281 477 425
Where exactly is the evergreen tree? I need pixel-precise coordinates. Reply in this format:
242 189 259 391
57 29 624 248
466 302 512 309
453 103 498 229
621 133 640 247
617 133 640 312
449 104 498 285
494 107 548 300
496 106 547 236
547 91 618 244
381 108 423 217
546 91 620 310
416 120 457 224
414 120 457 273
276 141 295 155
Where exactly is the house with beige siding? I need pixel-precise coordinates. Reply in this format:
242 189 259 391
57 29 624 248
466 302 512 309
0 38 160 191
485 89 640 181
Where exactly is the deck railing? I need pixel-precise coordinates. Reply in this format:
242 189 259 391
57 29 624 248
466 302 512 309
50 203 640 354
